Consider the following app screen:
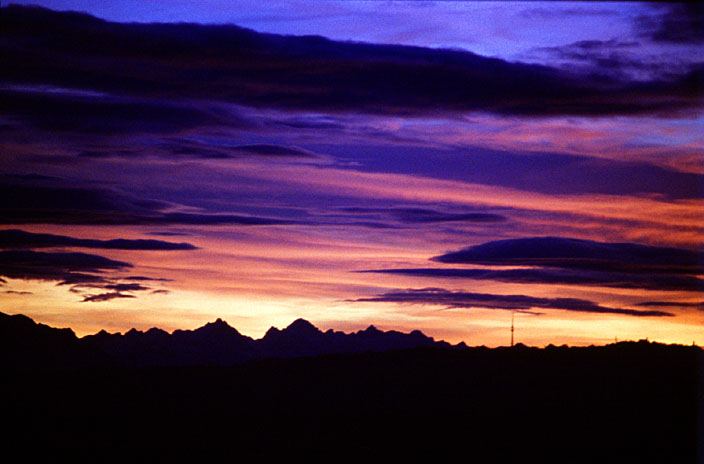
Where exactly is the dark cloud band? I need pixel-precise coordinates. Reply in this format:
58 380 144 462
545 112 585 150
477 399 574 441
0 229 197 250
82 292 136 303
342 207 506 224
636 4 704 44
361 267 704 293
636 301 704 310
433 237 703 275
2 5 701 118
0 250 131 284
363 236 704 294
0 182 293 226
355 287 672 317
0 243 177 302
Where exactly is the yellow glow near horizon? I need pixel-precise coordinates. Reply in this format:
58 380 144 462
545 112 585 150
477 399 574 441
3 274 702 348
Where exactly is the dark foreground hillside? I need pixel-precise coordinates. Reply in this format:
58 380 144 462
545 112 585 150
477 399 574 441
2 340 702 460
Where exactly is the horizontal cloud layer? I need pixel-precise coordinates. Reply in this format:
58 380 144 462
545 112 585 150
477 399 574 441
0 181 292 226
355 287 672 317
0 229 196 250
0 87 235 135
2 5 702 118
331 144 704 200
0 230 193 301
340 207 506 224
82 292 136 303
363 236 704 293
0 250 131 284
433 237 702 275
636 301 704 310
361 268 704 293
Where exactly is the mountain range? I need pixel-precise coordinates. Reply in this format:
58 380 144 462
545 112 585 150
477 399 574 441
2 311 700 457
0 311 463 368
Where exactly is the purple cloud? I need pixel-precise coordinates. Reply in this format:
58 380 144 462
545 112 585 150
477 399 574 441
355 287 673 317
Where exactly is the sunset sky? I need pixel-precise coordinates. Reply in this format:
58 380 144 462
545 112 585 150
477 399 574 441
1 1 702 346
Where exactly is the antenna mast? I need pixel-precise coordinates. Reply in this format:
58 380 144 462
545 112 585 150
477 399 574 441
510 311 514 347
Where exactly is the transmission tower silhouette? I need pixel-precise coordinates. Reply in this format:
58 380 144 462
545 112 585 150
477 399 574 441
510 311 514 347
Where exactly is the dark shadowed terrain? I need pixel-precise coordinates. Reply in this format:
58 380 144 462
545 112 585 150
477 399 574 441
1 312 701 460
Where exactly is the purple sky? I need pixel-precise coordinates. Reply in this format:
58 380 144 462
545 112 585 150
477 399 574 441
1 2 702 346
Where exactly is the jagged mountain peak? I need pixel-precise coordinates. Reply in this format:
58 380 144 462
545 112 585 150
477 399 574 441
1 311 463 368
264 326 281 338
145 327 168 335
195 317 242 335
284 318 320 334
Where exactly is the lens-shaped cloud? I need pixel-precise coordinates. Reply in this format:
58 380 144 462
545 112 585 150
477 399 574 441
433 237 702 275
354 287 673 317
362 236 704 294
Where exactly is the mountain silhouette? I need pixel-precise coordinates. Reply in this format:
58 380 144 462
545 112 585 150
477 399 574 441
0 312 111 369
1 311 699 458
1 311 457 368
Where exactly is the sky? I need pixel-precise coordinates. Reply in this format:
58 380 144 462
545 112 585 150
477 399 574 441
1 1 702 346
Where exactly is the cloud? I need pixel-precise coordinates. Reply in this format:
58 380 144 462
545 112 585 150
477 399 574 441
0 229 197 250
0 181 293 226
82 292 136 303
57 273 115 286
319 138 704 200
122 276 171 282
2 5 702 118
0 86 237 135
161 138 322 161
0 247 172 301
360 268 704 293
0 181 165 225
636 4 704 44
150 289 170 295
70 279 157 302
146 232 191 237
5 173 62 182
272 116 346 130
528 39 695 81
0 250 131 284
362 237 704 293
150 213 294 226
79 281 156 303
636 301 704 311
341 207 506 225
103 283 151 292
231 144 318 158
432 237 702 275
522 5 621 20
354 287 673 317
